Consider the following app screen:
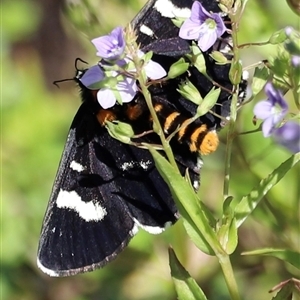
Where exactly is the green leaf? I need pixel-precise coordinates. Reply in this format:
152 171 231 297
169 248 208 300
223 196 234 216
146 145 223 255
141 50 153 64
218 197 238 254
234 153 300 227
197 88 220 117
171 17 185 28
168 58 189 79
252 65 270 96
229 60 242 85
242 248 300 269
106 121 134 144
217 210 238 255
177 79 203 105
210 51 228 64
187 44 207 74
269 29 288 44
183 220 215 255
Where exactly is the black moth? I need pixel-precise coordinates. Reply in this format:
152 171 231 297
37 0 246 276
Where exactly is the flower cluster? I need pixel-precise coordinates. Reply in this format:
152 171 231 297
80 27 166 109
79 1 228 109
253 82 300 153
179 1 226 52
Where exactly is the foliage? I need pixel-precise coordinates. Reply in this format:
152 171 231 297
2 0 299 299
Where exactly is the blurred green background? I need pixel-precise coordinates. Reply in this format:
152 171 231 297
2 0 299 299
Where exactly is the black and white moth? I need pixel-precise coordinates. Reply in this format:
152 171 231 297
37 0 246 276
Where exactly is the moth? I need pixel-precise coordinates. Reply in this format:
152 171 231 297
37 0 246 276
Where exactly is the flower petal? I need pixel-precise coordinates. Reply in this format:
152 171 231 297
179 19 202 40
253 100 273 120
273 122 300 153
91 26 125 60
292 55 300 67
178 1 226 51
197 26 218 51
190 1 211 23
117 77 137 103
144 60 167 79
97 88 116 109
213 13 226 37
262 116 277 137
79 65 105 88
265 82 288 112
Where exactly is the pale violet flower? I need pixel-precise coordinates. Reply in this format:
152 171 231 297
253 82 299 153
179 1 226 52
79 65 137 109
92 27 125 60
96 73 137 109
292 55 300 67
80 27 167 109
253 82 288 137
79 65 105 87
125 50 167 80
273 122 300 153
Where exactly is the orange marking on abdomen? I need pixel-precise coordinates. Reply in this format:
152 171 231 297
96 109 116 126
164 112 180 133
199 131 219 155
177 119 190 140
126 104 143 120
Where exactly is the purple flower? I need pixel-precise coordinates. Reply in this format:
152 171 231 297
253 82 288 137
91 27 125 60
125 50 167 80
79 65 105 88
273 122 300 153
179 1 226 52
79 65 137 109
292 55 300 67
96 74 137 109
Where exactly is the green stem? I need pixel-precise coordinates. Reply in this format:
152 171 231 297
220 7 243 300
223 6 242 198
139 78 179 172
218 254 241 300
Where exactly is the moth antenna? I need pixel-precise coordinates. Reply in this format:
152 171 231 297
75 58 88 71
53 58 89 87
53 78 74 87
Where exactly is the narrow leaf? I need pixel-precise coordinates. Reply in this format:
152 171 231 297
234 153 300 227
169 247 208 300
242 248 300 269
147 145 222 255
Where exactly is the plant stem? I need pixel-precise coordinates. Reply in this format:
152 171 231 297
218 254 241 300
140 81 179 172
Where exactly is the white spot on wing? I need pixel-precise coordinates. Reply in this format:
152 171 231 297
133 217 166 234
130 223 139 236
121 161 135 171
154 0 191 18
70 161 85 172
139 160 151 170
56 189 107 222
121 160 151 171
242 70 249 80
140 24 154 37
193 180 199 190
